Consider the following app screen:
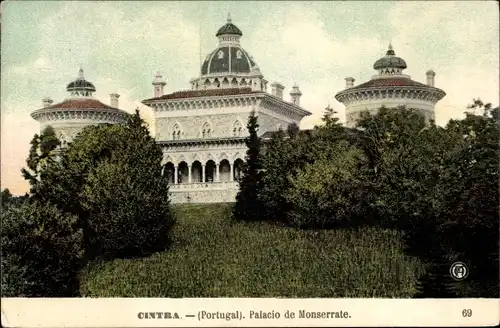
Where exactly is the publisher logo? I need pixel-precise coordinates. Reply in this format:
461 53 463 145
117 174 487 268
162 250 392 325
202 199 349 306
449 262 468 281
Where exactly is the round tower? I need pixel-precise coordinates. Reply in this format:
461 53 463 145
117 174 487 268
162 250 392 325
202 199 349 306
31 68 129 144
335 43 446 127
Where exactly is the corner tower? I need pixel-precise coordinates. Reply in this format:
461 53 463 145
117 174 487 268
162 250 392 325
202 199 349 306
335 43 446 127
31 68 129 144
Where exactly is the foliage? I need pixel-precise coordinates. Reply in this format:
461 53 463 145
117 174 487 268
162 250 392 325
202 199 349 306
413 249 457 298
24 110 175 260
1 200 84 297
284 141 368 228
81 161 173 259
233 110 265 221
81 203 424 297
260 106 353 225
21 126 60 191
355 103 499 297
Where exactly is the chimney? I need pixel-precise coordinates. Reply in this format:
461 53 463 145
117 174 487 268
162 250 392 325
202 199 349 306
289 84 302 106
152 72 167 97
345 77 355 89
270 82 285 99
42 97 53 108
110 93 120 108
426 70 436 87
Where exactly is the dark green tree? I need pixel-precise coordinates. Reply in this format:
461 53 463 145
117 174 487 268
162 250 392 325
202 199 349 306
26 109 175 260
1 188 13 207
233 110 264 221
1 200 83 297
21 126 60 191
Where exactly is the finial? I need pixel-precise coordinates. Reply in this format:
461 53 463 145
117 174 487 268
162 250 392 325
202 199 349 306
227 12 232 23
78 65 84 79
386 41 395 56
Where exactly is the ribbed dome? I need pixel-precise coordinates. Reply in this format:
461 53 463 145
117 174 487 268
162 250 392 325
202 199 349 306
373 44 407 70
66 79 96 92
201 46 257 75
216 15 243 36
66 68 96 92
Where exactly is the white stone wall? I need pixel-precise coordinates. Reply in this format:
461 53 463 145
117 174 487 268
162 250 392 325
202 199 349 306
255 111 292 134
345 98 436 127
169 188 238 204
41 120 121 143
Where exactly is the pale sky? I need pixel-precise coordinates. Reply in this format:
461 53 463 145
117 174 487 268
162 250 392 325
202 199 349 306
1 1 499 195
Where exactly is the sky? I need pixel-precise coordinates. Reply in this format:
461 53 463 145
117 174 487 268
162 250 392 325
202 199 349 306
1 1 499 195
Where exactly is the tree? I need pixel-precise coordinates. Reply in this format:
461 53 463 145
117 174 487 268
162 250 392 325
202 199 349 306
25 109 175 260
432 100 499 297
21 126 60 192
284 140 367 229
1 200 83 297
233 110 264 221
1 188 13 207
260 106 354 225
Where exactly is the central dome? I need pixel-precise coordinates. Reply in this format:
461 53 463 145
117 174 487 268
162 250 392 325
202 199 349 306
201 47 256 75
200 15 258 76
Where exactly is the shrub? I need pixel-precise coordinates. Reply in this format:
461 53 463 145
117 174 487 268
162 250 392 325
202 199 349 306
1 201 84 297
81 161 174 259
284 141 368 228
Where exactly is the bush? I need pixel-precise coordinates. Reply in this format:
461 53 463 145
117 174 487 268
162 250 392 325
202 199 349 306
1 201 84 297
81 161 174 259
284 141 368 228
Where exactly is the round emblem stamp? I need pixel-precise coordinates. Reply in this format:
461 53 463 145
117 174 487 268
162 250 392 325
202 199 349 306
449 261 468 281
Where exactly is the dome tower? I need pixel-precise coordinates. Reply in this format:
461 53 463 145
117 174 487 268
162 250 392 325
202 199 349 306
335 43 446 127
190 14 267 92
31 67 129 145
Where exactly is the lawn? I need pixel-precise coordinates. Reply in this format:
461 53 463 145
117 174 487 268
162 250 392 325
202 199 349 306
81 203 425 297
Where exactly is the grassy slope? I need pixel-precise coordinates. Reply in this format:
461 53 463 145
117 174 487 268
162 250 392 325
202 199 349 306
81 203 424 297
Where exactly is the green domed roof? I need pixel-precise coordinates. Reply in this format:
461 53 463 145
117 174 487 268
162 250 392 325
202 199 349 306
216 15 242 37
66 68 96 92
373 44 407 70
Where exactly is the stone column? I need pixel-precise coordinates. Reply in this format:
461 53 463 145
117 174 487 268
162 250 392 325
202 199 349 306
216 163 220 182
230 162 234 181
174 165 178 184
202 164 206 183
188 165 192 183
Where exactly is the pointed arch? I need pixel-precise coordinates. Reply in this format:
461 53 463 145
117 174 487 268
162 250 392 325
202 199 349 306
171 122 182 140
233 152 244 162
218 152 230 162
202 121 213 138
233 120 244 137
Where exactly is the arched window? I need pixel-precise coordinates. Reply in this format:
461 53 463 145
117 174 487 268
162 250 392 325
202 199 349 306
233 121 243 137
202 122 211 138
172 124 181 140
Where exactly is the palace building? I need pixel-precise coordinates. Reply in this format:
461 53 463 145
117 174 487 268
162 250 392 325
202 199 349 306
141 16 311 203
335 43 446 127
30 18 447 204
